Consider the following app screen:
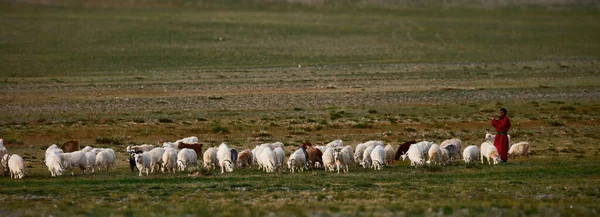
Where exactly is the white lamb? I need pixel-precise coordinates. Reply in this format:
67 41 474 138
45 144 63 158
273 147 285 172
148 147 166 173
2 154 25 179
480 141 501 165
462 145 479 164
127 144 155 153
177 148 198 171
95 149 116 172
370 145 386 170
287 149 306 173
217 143 234 173
361 146 375 169
45 152 63 177
354 142 367 164
426 143 442 165
403 141 433 166
440 138 462 161
162 147 178 173
85 152 96 173
508 142 530 159
203 147 218 170
258 147 277 173
384 144 395 166
134 152 151 176
322 147 336 172
61 150 87 175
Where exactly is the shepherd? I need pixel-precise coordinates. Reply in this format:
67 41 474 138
491 107 511 162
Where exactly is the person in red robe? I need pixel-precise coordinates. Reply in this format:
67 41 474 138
491 108 511 162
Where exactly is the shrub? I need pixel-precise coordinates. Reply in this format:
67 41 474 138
546 118 565 127
158 118 173 123
211 125 230 134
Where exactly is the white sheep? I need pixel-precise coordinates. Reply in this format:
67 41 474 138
135 152 151 176
426 143 442 165
217 143 234 174
370 145 386 170
127 144 155 153
508 142 530 159
485 131 511 145
62 151 87 175
462 145 479 164
273 147 285 172
480 141 501 165
287 149 306 173
384 144 395 166
147 147 166 173
322 147 335 172
326 139 344 149
333 149 349 173
45 144 63 159
176 136 199 145
81 146 93 153
341 146 354 165
361 146 375 169
162 147 178 173
95 149 116 172
45 152 63 177
177 148 198 171
2 154 25 179
440 138 462 161
162 142 178 149
267 142 285 150
258 147 277 173
364 140 385 148
85 152 96 173
403 141 433 166
353 142 367 165
203 147 218 170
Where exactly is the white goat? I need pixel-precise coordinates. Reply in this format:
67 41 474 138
45 152 63 177
462 145 479 164
62 151 87 175
384 144 395 166
426 143 442 165
354 142 367 165
162 147 178 173
217 143 234 174
322 147 335 172
508 142 530 159
148 147 166 173
480 141 501 165
135 152 151 176
403 141 433 166
177 148 198 171
287 149 306 173
2 154 25 179
370 145 386 170
203 147 218 170
440 138 462 161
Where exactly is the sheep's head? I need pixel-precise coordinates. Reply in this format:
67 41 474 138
314 162 322 168
362 157 371 169
223 160 234 172
333 151 342 162
177 160 185 171
134 153 144 165
400 154 408 161
485 131 494 142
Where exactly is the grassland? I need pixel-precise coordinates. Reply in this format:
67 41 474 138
1 0 600 216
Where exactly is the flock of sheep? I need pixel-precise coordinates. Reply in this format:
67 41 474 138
0 132 531 180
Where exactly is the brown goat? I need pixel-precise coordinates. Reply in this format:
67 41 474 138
60 140 79 153
177 142 203 159
394 140 417 160
305 142 323 169
237 149 253 169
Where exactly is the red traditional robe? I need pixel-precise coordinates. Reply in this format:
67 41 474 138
491 115 511 162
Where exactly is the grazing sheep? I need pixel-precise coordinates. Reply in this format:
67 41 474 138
361 146 375 169
384 144 395 166
230 148 239 168
217 143 234 174
322 148 335 172
45 144 63 163
333 149 351 173
62 151 87 175
127 144 155 153
162 142 178 149
462 145 479 164
85 151 96 173
177 143 203 159
203 147 218 170
287 149 306 173
508 142 530 159
364 140 385 148
148 147 166 173
354 142 367 165
81 146 93 153
273 147 285 171
267 142 285 150
440 148 450 165
177 148 198 172
440 138 462 161
2 154 25 179
403 141 433 166
306 146 323 169
370 145 386 171
95 149 116 172
176 136 199 145
480 141 501 165
426 143 442 165
135 152 151 176
45 152 63 177
341 146 354 165
162 148 178 173
237 149 253 169
60 140 79 153
258 147 277 173
394 140 417 161
326 139 344 149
